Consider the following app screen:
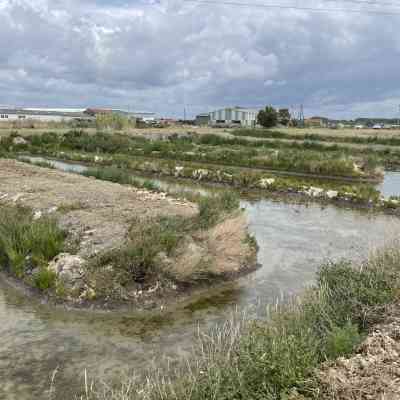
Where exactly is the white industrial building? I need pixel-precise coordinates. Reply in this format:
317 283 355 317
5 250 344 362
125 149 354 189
209 107 258 127
0 107 156 123
0 107 91 122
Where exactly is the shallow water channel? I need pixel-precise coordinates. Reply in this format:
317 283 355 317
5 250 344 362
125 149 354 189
2 158 400 399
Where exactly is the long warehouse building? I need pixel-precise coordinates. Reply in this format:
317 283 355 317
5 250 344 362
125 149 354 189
209 107 258 127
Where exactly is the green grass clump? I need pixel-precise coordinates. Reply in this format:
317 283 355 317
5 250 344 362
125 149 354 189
88 191 240 294
198 191 240 228
87 215 189 293
83 167 160 192
0 205 65 286
34 267 57 291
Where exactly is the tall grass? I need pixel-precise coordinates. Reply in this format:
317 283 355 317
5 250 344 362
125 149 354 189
83 167 159 191
0 205 65 286
14 130 383 178
232 128 400 147
76 244 400 400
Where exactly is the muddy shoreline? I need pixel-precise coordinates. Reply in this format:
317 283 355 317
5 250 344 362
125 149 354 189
0 259 260 315
18 153 400 216
0 159 258 313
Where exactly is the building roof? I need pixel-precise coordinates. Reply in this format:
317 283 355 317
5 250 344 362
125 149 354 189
0 107 89 118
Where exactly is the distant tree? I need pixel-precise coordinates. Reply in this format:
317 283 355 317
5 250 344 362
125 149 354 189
95 113 134 131
278 108 291 126
257 106 278 128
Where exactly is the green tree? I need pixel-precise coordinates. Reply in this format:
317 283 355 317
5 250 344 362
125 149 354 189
95 113 134 131
278 108 291 126
257 106 278 128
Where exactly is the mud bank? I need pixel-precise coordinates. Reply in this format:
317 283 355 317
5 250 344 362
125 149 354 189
0 159 257 311
20 149 400 211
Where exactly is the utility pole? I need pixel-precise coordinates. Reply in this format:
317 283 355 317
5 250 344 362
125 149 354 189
299 104 305 128
398 104 400 129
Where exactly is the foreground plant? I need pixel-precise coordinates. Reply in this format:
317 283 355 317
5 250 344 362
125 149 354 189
74 244 400 400
0 205 65 290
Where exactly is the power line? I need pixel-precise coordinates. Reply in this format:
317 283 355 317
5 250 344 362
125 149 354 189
319 0 400 8
184 0 400 15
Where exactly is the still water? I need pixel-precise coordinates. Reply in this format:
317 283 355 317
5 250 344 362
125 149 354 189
1 159 400 399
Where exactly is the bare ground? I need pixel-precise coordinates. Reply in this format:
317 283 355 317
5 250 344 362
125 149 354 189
0 158 197 258
0 159 256 308
317 304 400 400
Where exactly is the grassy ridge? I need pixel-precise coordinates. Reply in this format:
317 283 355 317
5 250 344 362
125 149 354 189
0 130 378 178
76 244 400 400
232 128 400 147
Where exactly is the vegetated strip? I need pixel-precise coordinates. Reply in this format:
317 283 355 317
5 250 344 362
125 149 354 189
25 150 399 212
0 130 381 179
232 127 400 147
74 243 400 400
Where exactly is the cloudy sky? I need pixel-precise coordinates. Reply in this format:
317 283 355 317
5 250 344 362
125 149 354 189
0 0 399 118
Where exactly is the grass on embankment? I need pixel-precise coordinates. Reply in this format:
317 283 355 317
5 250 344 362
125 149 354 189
232 127 400 147
85 189 242 296
0 130 382 178
0 184 244 303
78 244 400 400
0 205 66 291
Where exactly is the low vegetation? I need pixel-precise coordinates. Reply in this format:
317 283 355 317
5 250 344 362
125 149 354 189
0 170 245 303
77 244 400 400
73 242 400 400
0 130 383 178
0 205 65 290
232 127 400 147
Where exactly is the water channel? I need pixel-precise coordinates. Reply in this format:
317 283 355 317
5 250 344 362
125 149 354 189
1 158 400 399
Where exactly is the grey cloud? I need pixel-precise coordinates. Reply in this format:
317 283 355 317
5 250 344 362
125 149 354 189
0 0 399 117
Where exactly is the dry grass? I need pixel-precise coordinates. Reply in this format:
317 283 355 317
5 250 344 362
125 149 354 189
276 127 400 139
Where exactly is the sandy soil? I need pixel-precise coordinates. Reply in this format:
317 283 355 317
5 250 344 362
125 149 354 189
317 304 400 399
0 159 197 258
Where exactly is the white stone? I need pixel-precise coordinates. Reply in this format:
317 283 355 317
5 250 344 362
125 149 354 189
33 210 43 220
175 166 184 177
12 137 27 145
326 190 338 199
306 187 324 197
48 253 85 288
259 178 275 188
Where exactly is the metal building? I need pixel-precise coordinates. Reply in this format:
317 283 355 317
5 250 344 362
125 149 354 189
209 107 258 127
0 107 91 122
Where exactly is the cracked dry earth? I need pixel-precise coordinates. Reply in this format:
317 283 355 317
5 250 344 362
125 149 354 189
0 158 197 258
317 305 400 400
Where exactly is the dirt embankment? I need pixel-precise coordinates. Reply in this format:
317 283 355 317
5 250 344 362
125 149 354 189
0 159 256 310
317 304 400 399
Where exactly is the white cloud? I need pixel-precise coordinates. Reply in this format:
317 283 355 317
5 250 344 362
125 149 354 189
0 0 399 117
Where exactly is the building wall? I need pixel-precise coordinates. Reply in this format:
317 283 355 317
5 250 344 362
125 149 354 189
209 108 257 127
0 113 84 122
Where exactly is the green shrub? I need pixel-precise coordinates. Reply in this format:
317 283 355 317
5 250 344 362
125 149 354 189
0 205 65 279
324 322 361 359
34 267 57 291
90 215 187 284
198 191 240 228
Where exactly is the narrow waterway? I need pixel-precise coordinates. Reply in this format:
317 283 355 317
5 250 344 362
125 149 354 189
1 159 400 399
